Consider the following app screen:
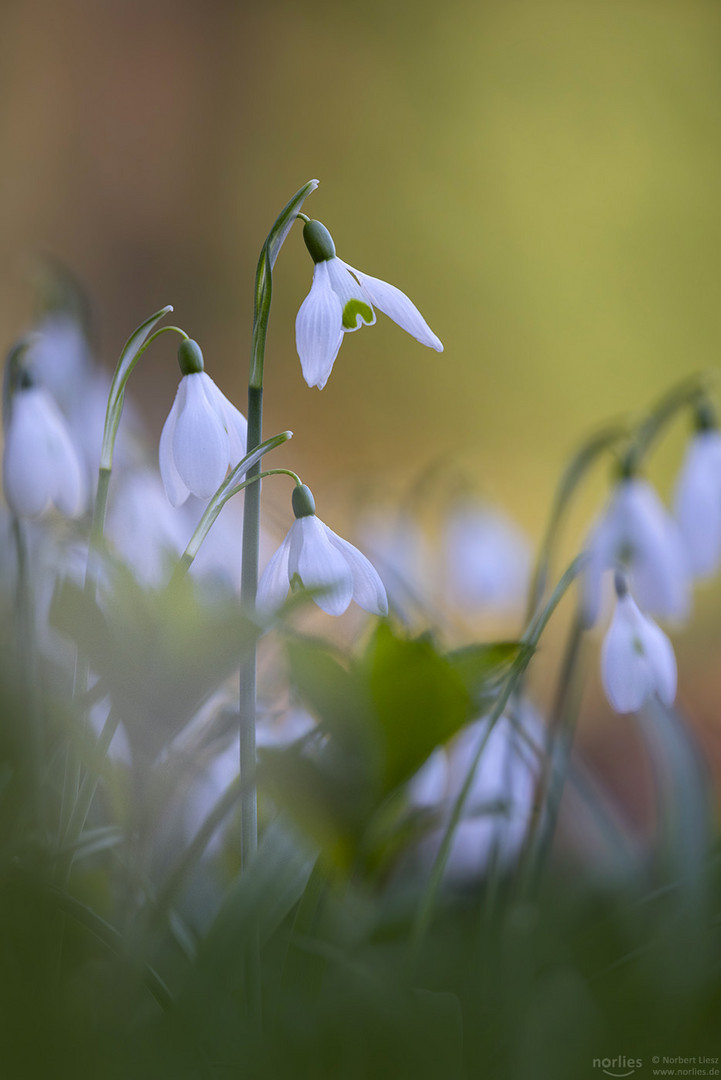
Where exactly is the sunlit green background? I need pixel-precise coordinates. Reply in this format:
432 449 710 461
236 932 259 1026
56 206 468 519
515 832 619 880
1 0 720 814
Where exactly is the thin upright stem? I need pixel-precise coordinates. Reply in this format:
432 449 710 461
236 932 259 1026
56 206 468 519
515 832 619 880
239 385 263 870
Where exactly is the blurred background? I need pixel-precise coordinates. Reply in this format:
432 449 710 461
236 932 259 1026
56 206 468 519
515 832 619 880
1 0 720 826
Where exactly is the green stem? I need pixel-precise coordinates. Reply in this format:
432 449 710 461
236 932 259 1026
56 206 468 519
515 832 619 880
525 423 626 621
65 308 176 849
58 708 122 880
623 370 716 474
237 180 318 1025
172 445 294 580
12 516 42 829
518 609 587 892
240 391 263 858
410 555 584 961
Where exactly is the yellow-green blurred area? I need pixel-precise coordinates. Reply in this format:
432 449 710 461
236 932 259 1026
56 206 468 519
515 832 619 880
1 2 721 811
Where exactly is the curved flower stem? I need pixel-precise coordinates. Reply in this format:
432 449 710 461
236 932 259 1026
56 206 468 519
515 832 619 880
517 607 587 893
65 308 178 844
410 555 584 966
172 451 295 581
238 180 318 1025
525 423 626 622
622 369 717 474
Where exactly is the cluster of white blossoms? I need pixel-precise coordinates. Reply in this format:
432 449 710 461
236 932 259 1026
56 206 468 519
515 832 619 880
3 214 450 618
585 410 721 715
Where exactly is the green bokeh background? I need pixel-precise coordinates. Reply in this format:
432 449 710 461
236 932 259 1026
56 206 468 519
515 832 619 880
1 0 720 802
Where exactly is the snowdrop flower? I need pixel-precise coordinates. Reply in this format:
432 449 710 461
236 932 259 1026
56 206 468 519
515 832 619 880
159 339 247 507
410 705 542 880
443 499 531 614
582 475 690 626
26 312 91 415
601 573 677 714
673 425 721 579
2 369 86 518
257 483 388 616
106 466 189 586
296 219 443 390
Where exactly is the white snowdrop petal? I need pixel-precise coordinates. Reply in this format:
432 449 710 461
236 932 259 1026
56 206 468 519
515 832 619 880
325 528 388 615
3 387 86 519
600 596 649 714
290 516 354 615
346 264 442 350
581 515 617 626
159 387 190 507
256 533 293 614
49 411 86 517
674 432 721 578
200 374 248 464
641 616 677 707
583 478 691 626
2 392 53 516
325 258 376 330
295 262 345 389
172 373 229 499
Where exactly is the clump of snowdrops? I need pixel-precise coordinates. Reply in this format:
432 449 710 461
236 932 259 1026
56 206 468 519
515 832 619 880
0 184 719 1079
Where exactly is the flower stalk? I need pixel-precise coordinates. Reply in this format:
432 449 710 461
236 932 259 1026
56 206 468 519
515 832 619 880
237 180 319 1023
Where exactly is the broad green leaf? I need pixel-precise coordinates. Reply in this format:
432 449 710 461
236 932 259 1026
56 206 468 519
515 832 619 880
447 640 531 708
363 623 472 794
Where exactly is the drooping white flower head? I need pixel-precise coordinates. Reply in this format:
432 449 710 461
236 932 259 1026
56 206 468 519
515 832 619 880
295 219 443 390
257 484 388 617
600 573 677 714
443 499 532 615
582 475 690 626
159 339 247 507
673 425 721 580
2 370 87 519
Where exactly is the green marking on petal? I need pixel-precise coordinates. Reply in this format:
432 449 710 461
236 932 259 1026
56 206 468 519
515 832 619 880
342 299 373 330
632 635 645 655
290 573 304 593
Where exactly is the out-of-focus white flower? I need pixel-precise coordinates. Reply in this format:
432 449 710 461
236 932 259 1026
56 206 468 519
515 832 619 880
582 476 690 626
673 428 721 579
357 508 434 621
25 313 91 414
296 219 443 390
257 484 388 617
257 705 317 749
600 576 677 714
106 467 188 586
2 375 86 519
159 340 247 507
182 492 275 594
443 500 531 615
410 706 542 880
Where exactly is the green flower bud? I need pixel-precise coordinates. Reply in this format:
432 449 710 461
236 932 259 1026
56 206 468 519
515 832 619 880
292 483 316 518
303 220 336 264
693 398 717 432
178 338 204 376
